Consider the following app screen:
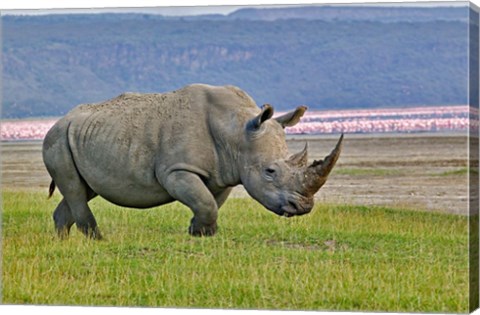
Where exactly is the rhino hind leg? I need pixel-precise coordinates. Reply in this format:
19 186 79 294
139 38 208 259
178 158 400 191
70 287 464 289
53 190 99 239
163 170 219 237
63 187 101 240
53 198 75 239
52 187 101 239
44 139 101 239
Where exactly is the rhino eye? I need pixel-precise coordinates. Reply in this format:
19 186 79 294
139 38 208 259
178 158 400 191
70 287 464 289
264 167 277 180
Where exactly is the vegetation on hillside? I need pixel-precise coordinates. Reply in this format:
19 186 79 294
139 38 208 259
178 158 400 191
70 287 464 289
2 6 470 118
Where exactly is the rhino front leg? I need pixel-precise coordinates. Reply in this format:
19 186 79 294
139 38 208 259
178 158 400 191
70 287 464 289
214 188 232 208
163 170 218 236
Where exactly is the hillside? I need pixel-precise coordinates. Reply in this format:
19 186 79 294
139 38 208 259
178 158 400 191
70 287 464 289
1 6 470 118
228 5 468 22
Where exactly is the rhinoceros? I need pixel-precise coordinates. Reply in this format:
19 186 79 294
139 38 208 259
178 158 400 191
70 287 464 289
43 84 343 239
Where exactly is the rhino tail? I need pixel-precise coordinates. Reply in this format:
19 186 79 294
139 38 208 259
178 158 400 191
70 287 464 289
48 180 56 199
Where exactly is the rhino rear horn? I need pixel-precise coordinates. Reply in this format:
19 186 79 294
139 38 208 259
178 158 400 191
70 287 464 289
287 143 308 167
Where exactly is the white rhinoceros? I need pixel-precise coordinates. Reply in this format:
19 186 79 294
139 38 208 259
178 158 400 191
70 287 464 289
43 84 343 238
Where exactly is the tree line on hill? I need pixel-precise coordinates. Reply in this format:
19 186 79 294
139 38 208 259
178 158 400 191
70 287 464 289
1 6 470 118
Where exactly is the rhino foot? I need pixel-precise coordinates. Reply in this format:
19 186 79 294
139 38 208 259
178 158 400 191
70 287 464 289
77 225 103 240
188 219 217 237
56 226 71 240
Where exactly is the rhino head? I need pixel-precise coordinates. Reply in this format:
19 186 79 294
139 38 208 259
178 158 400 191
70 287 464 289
239 104 343 217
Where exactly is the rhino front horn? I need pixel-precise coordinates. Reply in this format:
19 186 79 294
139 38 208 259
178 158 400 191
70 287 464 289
303 134 344 196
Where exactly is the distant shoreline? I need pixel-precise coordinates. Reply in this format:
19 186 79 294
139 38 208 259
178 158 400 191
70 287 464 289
0 131 469 146
0 105 474 141
286 131 468 140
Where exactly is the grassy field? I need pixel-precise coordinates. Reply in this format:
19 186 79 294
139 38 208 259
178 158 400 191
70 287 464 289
1 189 469 313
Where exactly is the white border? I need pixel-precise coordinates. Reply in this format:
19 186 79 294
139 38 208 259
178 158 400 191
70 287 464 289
0 0 478 11
1 1 478 315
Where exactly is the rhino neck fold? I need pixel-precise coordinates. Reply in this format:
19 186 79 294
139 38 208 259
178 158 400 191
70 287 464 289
211 135 242 189
206 111 245 189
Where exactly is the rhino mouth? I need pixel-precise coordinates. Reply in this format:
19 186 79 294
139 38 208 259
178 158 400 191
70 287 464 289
279 200 311 217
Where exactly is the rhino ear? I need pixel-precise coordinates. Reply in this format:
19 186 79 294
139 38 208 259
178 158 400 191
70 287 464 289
275 105 307 128
247 104 274 131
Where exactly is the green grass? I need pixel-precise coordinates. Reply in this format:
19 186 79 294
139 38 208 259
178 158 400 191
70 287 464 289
435 167 477 177
334 166 477 178
2 190 469 312
333 168 404 177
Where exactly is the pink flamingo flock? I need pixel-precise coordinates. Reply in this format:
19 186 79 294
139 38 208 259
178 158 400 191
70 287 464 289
0 105 476 141
284 105 477 134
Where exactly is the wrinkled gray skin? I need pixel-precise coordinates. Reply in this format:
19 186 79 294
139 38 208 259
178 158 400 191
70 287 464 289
43 84 343 239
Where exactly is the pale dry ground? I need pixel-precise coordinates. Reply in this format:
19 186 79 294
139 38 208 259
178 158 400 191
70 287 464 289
0 133 472 214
